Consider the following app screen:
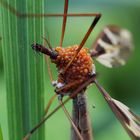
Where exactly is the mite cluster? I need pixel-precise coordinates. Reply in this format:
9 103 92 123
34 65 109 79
52 45 94 92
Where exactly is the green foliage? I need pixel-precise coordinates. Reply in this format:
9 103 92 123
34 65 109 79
0 0 45 140
0 126 3 140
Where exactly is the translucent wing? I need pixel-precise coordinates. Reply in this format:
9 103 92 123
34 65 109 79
90 25 133 68
94 80 140 140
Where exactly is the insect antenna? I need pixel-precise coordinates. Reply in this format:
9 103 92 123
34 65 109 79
0 1 102 18
42 36 53 50
62 14 101 74
60 0 69 47
42 35 54 82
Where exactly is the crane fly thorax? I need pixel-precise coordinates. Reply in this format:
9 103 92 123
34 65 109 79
52 45 95 92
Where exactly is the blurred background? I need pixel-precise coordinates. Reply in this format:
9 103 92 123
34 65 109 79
0 0 140 140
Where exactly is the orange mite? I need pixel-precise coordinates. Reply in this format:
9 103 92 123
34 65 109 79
52 45 95 93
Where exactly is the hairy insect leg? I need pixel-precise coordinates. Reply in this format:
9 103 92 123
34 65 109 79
94 79 140 140
63 14 101 74
60 0 69 47
58 97 84 140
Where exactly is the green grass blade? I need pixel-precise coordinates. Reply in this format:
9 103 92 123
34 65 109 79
0 126 3 140
0 0 45 140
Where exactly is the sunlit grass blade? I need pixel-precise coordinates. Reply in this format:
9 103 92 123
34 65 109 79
0 0 45 140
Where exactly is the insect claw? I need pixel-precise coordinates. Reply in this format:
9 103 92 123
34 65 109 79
51 80 58 87
58 94 63 101
89 73 96 79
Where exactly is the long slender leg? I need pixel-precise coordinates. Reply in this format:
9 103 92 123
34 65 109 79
59 99 83 140
0 0 100 18
43 38 58 115
44 94 57 115
23 76 95 140
62 14 101 74
23 94 57 140
60 0 69 47
23 39 57 140
0 0 20 16
94 79 140 140
55 80 81 94
45 56 54 82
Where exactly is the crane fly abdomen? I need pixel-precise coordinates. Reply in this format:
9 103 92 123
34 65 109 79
52 45 95 93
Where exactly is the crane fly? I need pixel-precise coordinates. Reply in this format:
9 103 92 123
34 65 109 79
0 0 140 140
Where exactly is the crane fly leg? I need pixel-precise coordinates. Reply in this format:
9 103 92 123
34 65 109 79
59 99 84 140
44 94 57 116
55 80 82 95
23 94 57 140
23 76 95 140
0 0 100 18
62 14 101 74
60 0 69 47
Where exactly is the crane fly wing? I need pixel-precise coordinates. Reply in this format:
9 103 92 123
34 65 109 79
90 25 133 68
94 80 140 140
111 99 140 140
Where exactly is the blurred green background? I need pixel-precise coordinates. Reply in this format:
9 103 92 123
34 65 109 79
0 0 140 140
